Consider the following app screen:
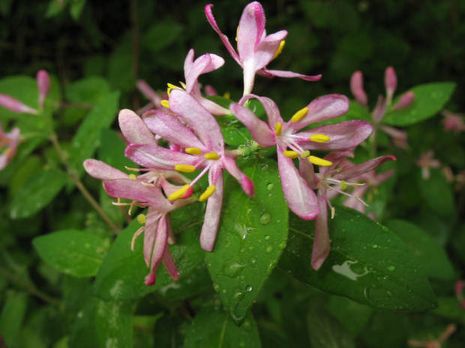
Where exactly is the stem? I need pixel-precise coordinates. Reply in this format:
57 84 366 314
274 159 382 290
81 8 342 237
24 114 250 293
49 133 119 233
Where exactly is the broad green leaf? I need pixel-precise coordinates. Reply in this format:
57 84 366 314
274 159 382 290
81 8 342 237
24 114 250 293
107 39 134 92
418 169 455 219
143 20 183 52
384 82 456 126
0 291 28 348
66 77 111 104
184 308 261 348
385 220 454 280
98 129 132 169
33 230 110 277
279 207 436 311
10 168 67 219
94 219 206 300
307 301 355 348
327 296 373 336
206 160 288 321
69 91 120 174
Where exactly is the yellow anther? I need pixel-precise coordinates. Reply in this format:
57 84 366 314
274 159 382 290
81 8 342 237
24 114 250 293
199 185 216 202
174 164 196 173
309 134 331 143
300 150 310 158
274 40 286 59
185 147 202 155
274 122 283 136
160 100 170 108
340 181 348 190
166 83 178 96
179 81 187 89
308 156 333 167
283 150 299 159
168 184 191 202
128 174 137 180
136 213 146 225
204 152 220 160
290 106 309 123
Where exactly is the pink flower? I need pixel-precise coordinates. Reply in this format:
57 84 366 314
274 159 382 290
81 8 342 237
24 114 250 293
305 152 395 270
230 94 373 221
442 110 465 133
125 90 254 251
416 150 441 180
0 124 20 170
205 2 321 95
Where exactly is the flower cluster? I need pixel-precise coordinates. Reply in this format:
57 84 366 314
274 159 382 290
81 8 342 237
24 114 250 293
84 1 395 284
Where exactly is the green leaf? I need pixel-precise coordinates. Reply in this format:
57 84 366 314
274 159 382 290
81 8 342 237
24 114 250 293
98 129 132 169
279 207 436 311
66 77 111 104
69 91 120 174
70 0 85 20
418 169 455 219
184 308 261 348
327 296 373 336
0 291 28 348
10 168 67 219
384 82 456 126
143 20 183 52
94 219 206 300
33 230 110 277
206 160 288 321
385 220 454 280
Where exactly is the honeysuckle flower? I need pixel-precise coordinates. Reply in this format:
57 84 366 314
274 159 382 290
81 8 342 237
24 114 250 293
125 89 254 251
205 2 321 95
230 94 372 220
303 152 395 270
416 150 441 180
0 94 37 114
0 124 20 170
351 67 414 149
442 110 465 133
163 49 229 115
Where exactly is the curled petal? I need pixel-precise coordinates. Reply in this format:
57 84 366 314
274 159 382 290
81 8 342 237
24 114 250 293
36 70 50 109
230 103 275 147
259 68 322 82
0 94 37 114
236 1 266 60
350 71 368 106
277 148 319 220
204 4 241 64
83 159 128 180
119 109 156 145
299 121 373 151
239 94 284 127
222 156 254 196
335 155 396 181
311 192 330 270
184 49 225 93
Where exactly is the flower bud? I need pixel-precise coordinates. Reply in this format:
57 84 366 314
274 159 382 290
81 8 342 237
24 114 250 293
350 71 368 106
36 70 50 109
384 66 397 101
0 94 37 114
392 91 415 111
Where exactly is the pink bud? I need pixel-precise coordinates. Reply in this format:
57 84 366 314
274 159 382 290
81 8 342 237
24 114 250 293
0 94 37 114
350 71 368 106
204 85 218 96
36 70 50 109
384 66 397 100
136 80 161 105
241 176 255 197
144 272 156 286
392 91 415 111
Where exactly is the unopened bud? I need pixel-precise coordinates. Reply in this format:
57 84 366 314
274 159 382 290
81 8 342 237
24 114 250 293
392 91 415 111
350 71 368 106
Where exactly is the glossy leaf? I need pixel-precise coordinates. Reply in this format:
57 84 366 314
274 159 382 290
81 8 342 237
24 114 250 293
184 307 261 348
384 82 456 126
10 168 67 219
66 77 111 104
33 230 110 278
206 160 288 321
279 207 436 311
418 169 455 219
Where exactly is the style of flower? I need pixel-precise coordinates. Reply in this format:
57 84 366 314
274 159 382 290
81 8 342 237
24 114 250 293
125 89 254 252
84 110 193 286
303 152 395 270
416 150 441 180
351 67 415 149
0 69 50 114
230 94 372 221
0 124 20 170
205 2 321 95
442 110 465 133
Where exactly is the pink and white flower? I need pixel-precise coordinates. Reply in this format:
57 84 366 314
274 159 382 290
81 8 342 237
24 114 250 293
0 124 20 170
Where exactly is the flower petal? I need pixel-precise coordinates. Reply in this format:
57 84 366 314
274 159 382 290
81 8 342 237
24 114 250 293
236 1 266 61
125 143 200 170
252 30 287 70
334 155 396 181
204 4 241 65
184 49 225 93
144 213 169 285
83 159 128 180
222 156 254 196
118 109 156 145
162 248 180 280
169 89 223 150
311 192 330 270
143 109 205 150
259 68 322 82
230 102 275 147
298 121 373 151
239 94 284 127
277 147 319 220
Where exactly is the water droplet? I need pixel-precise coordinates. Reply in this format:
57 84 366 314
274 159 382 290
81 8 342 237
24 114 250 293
372 244 379 249
224 262 245 277
266 246 273 253
250 258 257 264
259 213 271 225
387 265 396 272
245 285 253 292
264 235 270 240
266 183 274 191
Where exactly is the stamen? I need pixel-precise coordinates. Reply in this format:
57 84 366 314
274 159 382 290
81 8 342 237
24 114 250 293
168 184 191 202
166 83 178 96
136 213 146 224
185 147 202 155
273 40 286 59
199 185 216 202
308 156 333 167
179 81 187 89
125 166 144 172
274 122 283 136
128 174 137 180
204 152 220 160
290 106 309 123
309 134 331 143
300 150 310 158
131 227 145 251
160 100 170 108
174 164 196 173
283 150 298 159
128 201 136 215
